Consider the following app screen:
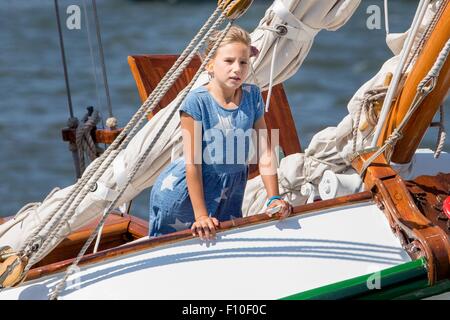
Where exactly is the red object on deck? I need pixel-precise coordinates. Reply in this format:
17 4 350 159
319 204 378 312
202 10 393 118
443 196 450 220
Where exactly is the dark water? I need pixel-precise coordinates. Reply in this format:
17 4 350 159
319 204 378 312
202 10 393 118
0 0 448 219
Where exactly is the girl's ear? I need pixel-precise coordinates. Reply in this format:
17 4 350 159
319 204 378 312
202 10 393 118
206 60 215 75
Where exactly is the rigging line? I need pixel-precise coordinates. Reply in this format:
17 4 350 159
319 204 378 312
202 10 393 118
49 21 234 300
82 0 103 120
402 0 448 76
21 6 229 264
92 0 113 119
22 2 239 268
55 0 82 179
19 5 225 259
265 36 280 112
361 38 450 175
371 0 430 147
54 0 74 118
47 2 241 298
384 0 390 35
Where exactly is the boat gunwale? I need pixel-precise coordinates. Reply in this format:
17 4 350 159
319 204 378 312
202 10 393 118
24 191 373 282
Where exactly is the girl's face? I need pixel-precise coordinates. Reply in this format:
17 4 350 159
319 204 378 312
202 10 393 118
208 42 250 91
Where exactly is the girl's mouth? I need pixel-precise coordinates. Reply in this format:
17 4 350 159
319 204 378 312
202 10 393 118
230 77 241 81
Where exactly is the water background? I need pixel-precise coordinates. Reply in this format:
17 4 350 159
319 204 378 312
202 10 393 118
0 0 448 220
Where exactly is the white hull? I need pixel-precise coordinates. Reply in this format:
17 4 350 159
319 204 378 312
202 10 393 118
0 201 410 300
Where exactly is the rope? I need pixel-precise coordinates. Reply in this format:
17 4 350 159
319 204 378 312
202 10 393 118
54 0 74 119
67 117 82 178
13 203 40 220
82 0 103 119
307 155 342 169
384 0 390 35
434 105 446 158
18 4 227 260
32 12 230 269
265 36 280 112
76 108 101 173
352 87 388 154
418 39 450 93
257 24 290 112
371 0 430 147
49 18 235 301
352 105 364 155
16 2 239 294
360 38 450 177
402 0 448 75
92 0 114 119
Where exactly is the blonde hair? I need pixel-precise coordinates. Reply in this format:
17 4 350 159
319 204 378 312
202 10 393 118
204 25 251 58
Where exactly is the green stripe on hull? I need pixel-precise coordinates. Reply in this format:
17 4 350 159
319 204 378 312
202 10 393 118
281 258 428 300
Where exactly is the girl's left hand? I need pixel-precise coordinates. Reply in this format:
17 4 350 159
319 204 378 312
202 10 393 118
267 199 292 219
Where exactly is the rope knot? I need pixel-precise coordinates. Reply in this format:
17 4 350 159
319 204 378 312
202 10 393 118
387 129 403 145
67 117 79 129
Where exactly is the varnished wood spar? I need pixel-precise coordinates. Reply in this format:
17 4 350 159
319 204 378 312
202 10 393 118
61 127 123 145
405 173 450 238
25 191 372 282
379 1 450 163
127 54 301 179
352 151 450 284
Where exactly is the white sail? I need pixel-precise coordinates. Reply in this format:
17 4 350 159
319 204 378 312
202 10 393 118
250 0 360 90
242 0 446 216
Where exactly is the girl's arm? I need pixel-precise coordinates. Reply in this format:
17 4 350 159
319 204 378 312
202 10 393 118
253 116 292 218
180 112 219 239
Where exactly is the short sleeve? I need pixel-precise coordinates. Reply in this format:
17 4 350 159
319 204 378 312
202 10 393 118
179 92 202 121
254 86 265 122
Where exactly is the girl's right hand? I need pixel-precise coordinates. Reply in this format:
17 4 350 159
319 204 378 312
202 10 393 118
191 216 220 241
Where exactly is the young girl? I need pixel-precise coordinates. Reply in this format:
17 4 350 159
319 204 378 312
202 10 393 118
149 25 292 240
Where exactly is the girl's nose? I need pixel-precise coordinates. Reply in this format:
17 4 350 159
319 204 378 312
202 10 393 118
232 62 241 73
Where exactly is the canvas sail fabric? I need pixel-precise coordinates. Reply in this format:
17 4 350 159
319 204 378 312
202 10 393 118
0 0 361 262
249 0 360 90
242 1 442 215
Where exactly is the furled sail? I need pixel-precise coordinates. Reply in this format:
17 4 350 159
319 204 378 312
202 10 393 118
250 0 360 90
243 0 446 215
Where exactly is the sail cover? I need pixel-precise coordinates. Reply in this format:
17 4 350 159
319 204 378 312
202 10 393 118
243 0 444 215
250 0 360 90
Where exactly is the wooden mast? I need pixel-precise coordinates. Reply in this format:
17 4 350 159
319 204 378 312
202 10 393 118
352 1 450 284
377 1 450 164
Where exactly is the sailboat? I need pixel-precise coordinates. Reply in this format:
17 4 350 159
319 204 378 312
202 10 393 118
0 0 449 299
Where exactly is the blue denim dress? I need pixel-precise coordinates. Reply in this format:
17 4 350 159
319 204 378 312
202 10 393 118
148 84 265 236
